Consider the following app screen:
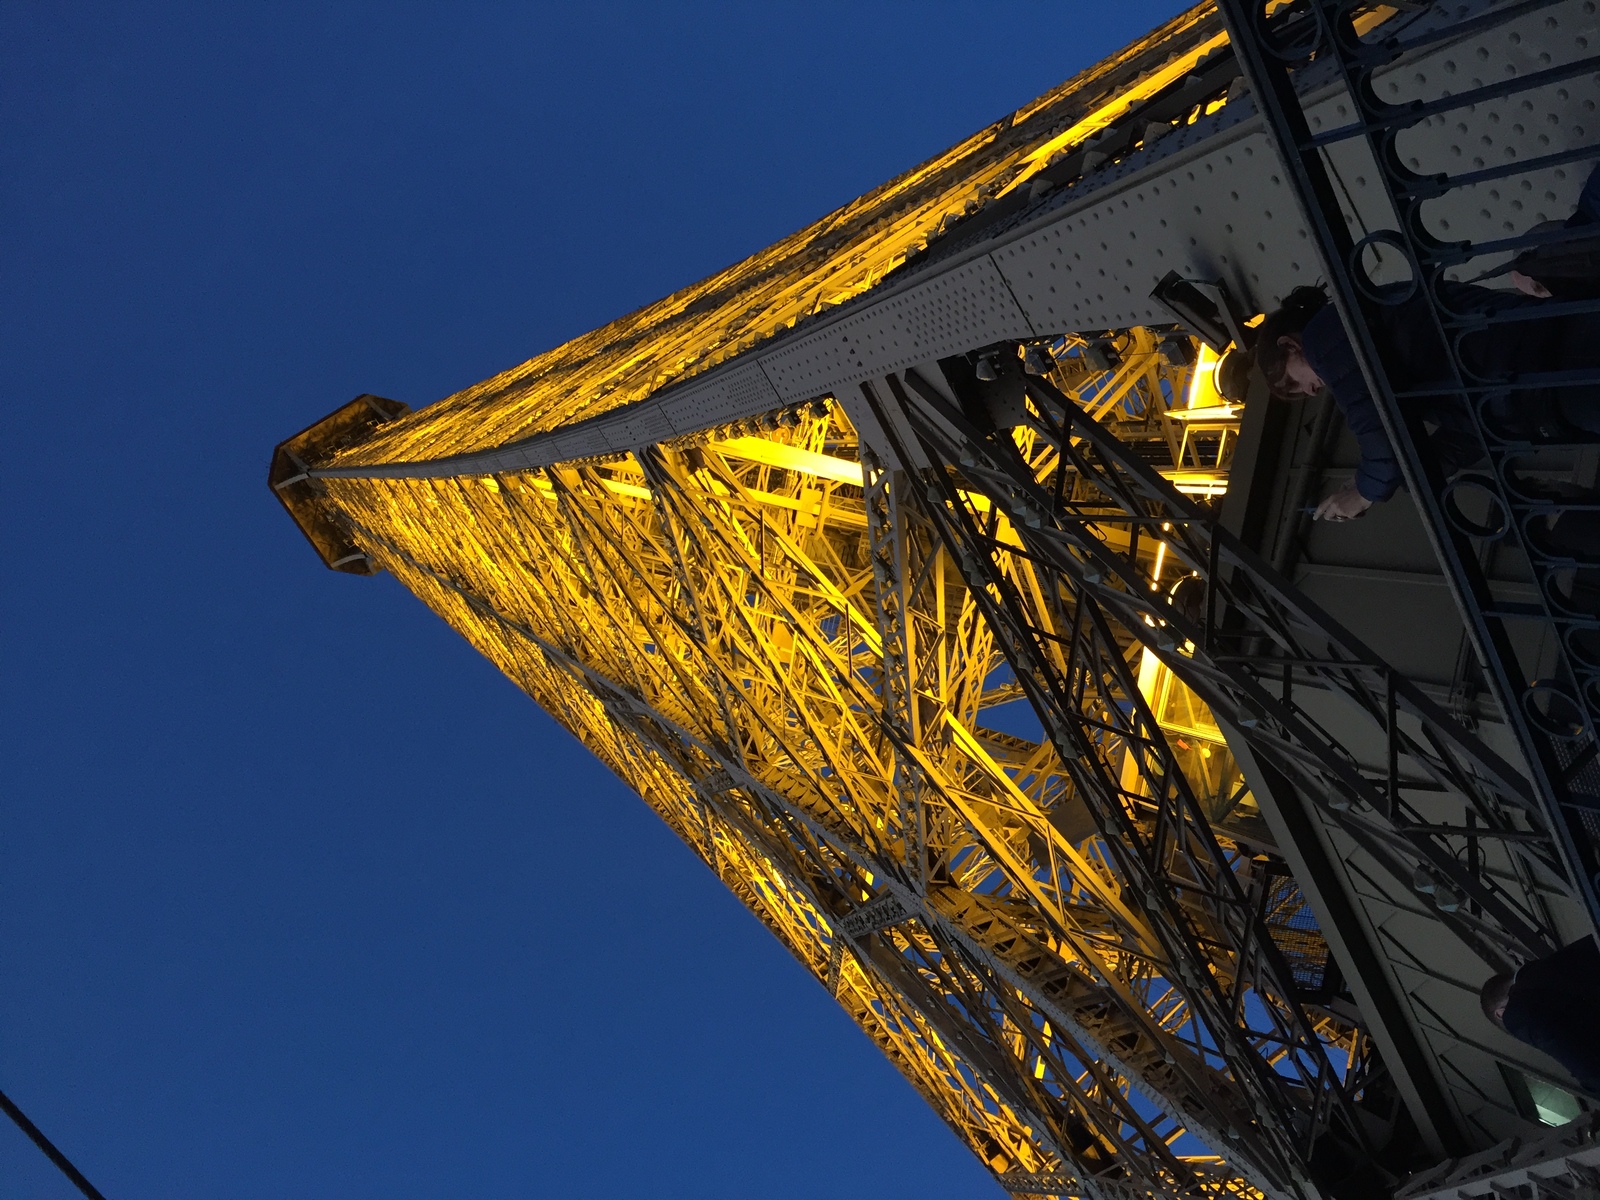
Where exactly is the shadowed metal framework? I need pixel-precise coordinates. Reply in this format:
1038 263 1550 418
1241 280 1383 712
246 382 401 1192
273 3 1599 1197
1217 0 1600 930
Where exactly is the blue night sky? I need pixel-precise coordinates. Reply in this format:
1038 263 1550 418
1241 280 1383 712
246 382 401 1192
2 4 1184 1197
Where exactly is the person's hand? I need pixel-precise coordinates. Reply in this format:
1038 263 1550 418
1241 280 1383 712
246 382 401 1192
1314 481 1373 522
1510 269 1553 298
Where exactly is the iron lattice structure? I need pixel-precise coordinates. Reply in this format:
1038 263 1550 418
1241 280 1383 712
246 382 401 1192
297 368 1354 1200
273 3 1599 1197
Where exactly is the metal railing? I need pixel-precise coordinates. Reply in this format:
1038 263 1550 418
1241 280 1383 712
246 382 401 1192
1217 0 1600 934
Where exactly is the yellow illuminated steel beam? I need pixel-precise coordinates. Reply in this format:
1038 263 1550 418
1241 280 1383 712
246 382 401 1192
319 5 1224 469
710 436 866 486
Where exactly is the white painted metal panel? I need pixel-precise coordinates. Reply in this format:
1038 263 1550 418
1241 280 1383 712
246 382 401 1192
313 0 1598 479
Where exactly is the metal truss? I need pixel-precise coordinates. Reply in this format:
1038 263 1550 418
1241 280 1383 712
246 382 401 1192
874 360 1570 967
848 328 1593 1179
1393 1110 1600 1198
1216 0 1600 933
865 377 1380 1185
297 377 1391 1197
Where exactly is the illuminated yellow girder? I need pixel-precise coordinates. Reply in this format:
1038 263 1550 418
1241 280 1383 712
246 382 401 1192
322 6 1226 469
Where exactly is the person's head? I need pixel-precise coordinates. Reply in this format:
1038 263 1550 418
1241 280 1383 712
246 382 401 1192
1480 972 1515 1028
1255 285 1331 399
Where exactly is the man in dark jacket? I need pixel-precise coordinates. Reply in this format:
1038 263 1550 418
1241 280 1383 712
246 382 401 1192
1481 937 1600 1097
1257 161 1600 521
1264 281 1600 520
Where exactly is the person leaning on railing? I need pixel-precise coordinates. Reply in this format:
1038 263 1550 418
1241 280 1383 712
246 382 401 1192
1252 282 1564 519
1480 936 1600 1099
1251 164 1600 524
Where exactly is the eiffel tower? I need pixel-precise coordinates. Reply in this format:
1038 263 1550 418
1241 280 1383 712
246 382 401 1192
272 4 1600 1197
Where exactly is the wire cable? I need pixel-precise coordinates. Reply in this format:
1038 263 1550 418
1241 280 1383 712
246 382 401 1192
0 1086 108 1200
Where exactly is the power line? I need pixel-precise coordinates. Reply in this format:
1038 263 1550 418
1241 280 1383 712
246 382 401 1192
0 1087 108 1200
